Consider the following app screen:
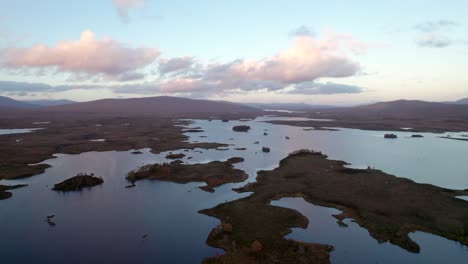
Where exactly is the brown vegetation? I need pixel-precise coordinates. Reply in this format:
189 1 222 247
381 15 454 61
200 150 468 263
227 157 245 164
0 117 227 180
52 173 103 191
127 158 248 192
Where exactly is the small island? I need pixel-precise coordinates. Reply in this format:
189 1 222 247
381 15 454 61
165 153 186 159
52 173 104 191
262 147 271 153
184 129 204 133
127 158 248 192
384 133 398 139
232 125 251 132
227 157 244 164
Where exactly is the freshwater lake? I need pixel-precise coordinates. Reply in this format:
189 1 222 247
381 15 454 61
1 117 467 263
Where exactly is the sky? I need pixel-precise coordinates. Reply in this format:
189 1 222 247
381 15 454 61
0 0 467 105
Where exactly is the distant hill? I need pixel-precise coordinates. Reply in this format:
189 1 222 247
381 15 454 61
247 103 339 111
0 96 38 108
455 97 468 104
39 96 262 117
336 100 468 119
23 99 76 106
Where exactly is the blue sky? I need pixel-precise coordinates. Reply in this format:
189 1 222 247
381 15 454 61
0 0 467 104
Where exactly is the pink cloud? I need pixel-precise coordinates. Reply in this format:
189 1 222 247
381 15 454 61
159 34 364 94
160 78 203 93
201 35 362 85
2 30 160 80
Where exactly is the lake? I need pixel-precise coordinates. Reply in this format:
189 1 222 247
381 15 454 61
0 128 42 135
1 116 467 263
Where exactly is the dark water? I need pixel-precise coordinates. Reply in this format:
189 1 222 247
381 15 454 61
1 117 467 263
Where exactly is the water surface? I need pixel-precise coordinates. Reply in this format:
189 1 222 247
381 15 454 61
1 116 467 263
0 128 42 135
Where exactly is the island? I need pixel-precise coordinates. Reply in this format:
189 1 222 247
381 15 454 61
52 173 104 191
200 150 468 264
165 153 186 159
384 133 398 139
226 157 245 164
126 158 248 192
232 125 251 132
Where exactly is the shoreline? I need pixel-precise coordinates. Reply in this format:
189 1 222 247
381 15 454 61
200 150 468 263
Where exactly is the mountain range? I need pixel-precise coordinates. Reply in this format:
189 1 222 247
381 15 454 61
1 95 468 119
0 96 261 117
331 99 468 119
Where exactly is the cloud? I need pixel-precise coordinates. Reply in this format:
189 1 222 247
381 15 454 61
289 25 315 37
288 82 364 94
1 30 160 80
414 20 459 32
1 32 367 97
0 80 59 93
207 35 363 84
417 33 451 48
113 0 147 23
124 34 366 96
413 20 464 48
158 57 196 74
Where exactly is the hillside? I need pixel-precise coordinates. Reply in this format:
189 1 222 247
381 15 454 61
247 103 338 111
0 96 38 108
455 97 468 104
336 100 468 119
37 96 262 117
23 99 76 106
